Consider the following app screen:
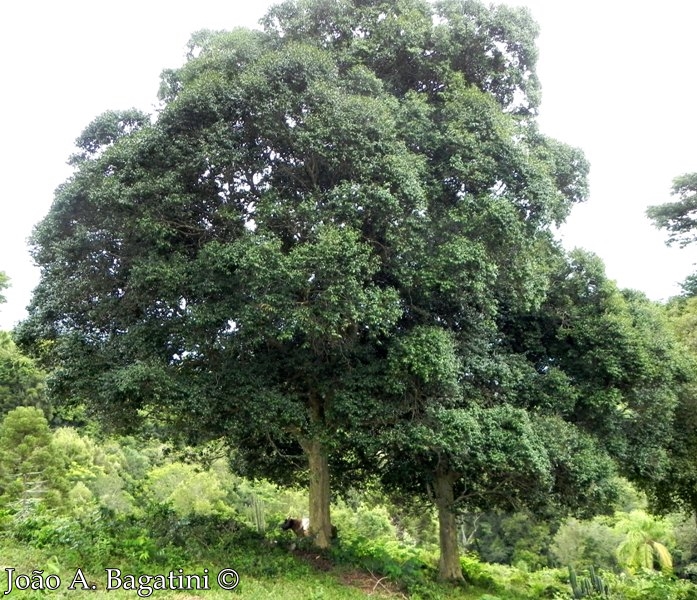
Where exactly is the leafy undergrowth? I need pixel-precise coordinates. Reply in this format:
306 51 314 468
2 511 697 600
0 539 391 600
0 533 495 600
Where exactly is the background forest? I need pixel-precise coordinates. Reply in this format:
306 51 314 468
2 0 697 598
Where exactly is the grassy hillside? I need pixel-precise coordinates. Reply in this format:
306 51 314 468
3 532 697 600
0 537 487 600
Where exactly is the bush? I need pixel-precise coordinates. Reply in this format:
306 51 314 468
10 503 115 570
225 473 306 534
0 407 66 509
603 569 697 600
333 500 397 542
460 553 497 589
144 462 231 517
551 517 622 571
139 502 238 554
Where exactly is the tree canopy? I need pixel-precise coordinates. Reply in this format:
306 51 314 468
498 250 687 490
638 296 697 520
644 171 697 521
647 172 697 248
18 0 688 582
373 247 685 578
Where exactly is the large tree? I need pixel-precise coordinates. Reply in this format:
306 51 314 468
645 172 697 520
20 0 590 566
376 249 685 579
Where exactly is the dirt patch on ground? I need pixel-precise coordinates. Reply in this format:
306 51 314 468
292 549 407 598
293 548 335 572
337 568 407 598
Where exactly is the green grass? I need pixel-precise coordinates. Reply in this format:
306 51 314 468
0 537 500 600
0 541 375 599
3 531 696 600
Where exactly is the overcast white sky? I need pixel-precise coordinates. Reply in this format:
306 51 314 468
1 1 695 331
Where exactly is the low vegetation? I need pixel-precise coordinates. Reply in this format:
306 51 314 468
0 406 694 599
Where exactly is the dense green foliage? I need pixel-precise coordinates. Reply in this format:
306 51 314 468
0 406 63 507
501 250 688 492
17 0 596 578
639 296 697 523
0 270 50 420
644 169 697 524
375 245 687 578
16 0 695 586
0 332 48 418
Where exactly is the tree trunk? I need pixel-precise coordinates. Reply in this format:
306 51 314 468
302 392 332 549
434 470 464 582
306 437 332 549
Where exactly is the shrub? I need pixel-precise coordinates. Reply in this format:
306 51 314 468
460 553 497 589
0 407 66 509
603 569 697 600
551 517 622 571
144 462 230 517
